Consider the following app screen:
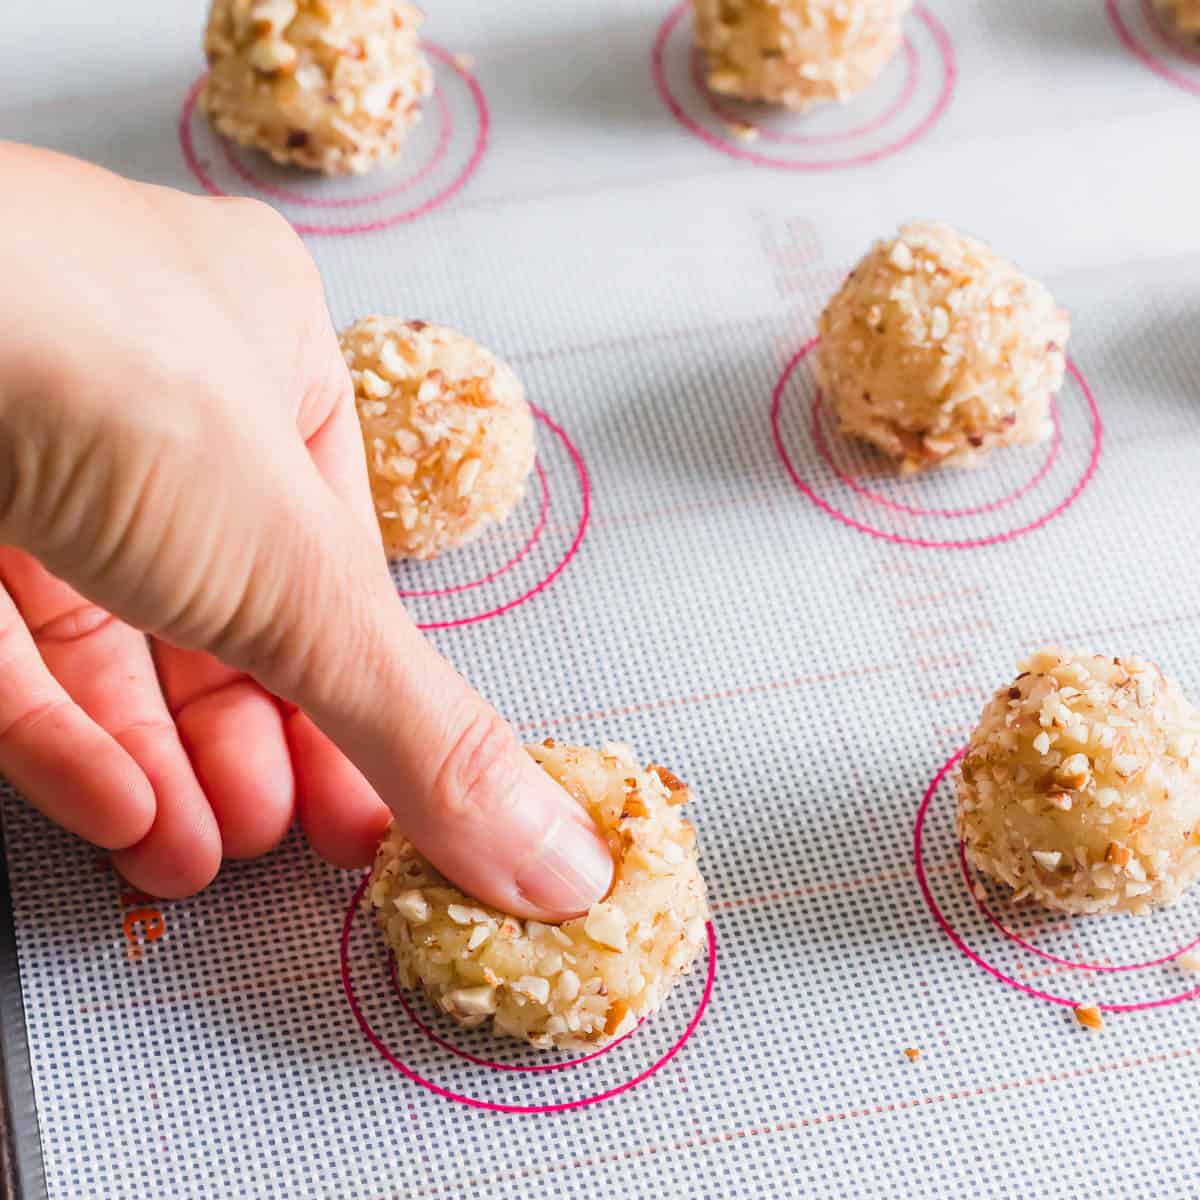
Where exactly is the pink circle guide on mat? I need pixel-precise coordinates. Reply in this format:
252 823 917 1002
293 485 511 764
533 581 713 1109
394 459 550 600
651 1 956 170
178 42 489 235
403 404 591 631
959 840 1200 974
218 84 453 209
914 749 1200 1013
691 36 919 146
770 338 1103 550
387 953 644 1073
810 388 1063 520
340 874 717 1112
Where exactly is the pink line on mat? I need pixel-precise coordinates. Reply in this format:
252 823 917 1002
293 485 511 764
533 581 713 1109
340 873 716 1112
770 338 1103 550
692 36 919 146
395 458 549 598
958 840 1200 974
651 2 956 171
177 43 489 235
219 84 453 208
913 749 1200 1012
810 381 1063 520
387 953 643 1072
384 1046 1200 1198
1107 0 1200 94
410 403 590 630
1143 0 1200 66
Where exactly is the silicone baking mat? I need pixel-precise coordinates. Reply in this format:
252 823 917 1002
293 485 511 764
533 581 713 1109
4 0 1200 1195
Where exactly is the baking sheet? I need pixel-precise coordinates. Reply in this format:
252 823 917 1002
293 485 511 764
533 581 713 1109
3 0 1200 1195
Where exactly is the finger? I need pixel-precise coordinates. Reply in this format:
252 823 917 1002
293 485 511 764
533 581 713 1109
109 745 222 900
285 708 390 868
0 578 155 848
265 544 614 920
152 643 296 860
212 452 614 921
0 550 221 896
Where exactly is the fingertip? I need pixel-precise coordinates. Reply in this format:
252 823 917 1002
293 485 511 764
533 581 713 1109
84 744 158 852
512 789 614 921
108 725 223 899
1 707 157 851
418 744 614 922
317 803 391 870
93 779 157 852
111 830 221 899
174 682 295 860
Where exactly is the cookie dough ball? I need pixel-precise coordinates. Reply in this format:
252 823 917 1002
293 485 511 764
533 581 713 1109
201 0 432 176
816 222 1070 474
369 742 710 1050
693 0 912 111
956 648 1200 916
342 317 535 560
1157 0 1200 34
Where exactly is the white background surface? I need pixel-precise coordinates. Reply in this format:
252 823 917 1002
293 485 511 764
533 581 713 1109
3 0 1200 1196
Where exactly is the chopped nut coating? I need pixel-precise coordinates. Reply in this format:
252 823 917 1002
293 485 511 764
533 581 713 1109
1157 0 1200 34
817 222 1069 474
957 648 1200 915
342 317 535 560
369 742 710 1051
693 0 912 111
201 0 432 175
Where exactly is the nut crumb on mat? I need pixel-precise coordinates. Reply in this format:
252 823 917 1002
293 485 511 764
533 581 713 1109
816 221 1069 475
342 316 535 560
201 0 432 175
956 647 1200 916
1073 1004 1104 1031
369 742 710 1050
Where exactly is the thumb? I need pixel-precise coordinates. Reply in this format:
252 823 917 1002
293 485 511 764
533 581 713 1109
232 468 615 922
319 627 615 922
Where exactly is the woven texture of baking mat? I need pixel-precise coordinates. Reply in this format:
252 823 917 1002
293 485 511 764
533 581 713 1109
3 0 1200 1195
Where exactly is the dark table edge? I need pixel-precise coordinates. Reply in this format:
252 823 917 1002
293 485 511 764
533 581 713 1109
0 821 48 1200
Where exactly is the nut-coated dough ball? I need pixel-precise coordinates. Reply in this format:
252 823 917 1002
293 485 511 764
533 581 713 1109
369 741 710 1050
201 0 432 176
816 222 1070 474
693 0 912 111
956 648 1200 916
342 317 536 561
1158 0 1200 34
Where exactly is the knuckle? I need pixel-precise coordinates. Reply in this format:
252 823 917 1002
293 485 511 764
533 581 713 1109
0 354 74 543
432 708 522 827
227 195 288 233
30 602 116 646
0 696 73 750
230 198 315 274
108 716 180 749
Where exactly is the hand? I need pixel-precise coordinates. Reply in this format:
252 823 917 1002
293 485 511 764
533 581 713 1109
0 143 612 918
